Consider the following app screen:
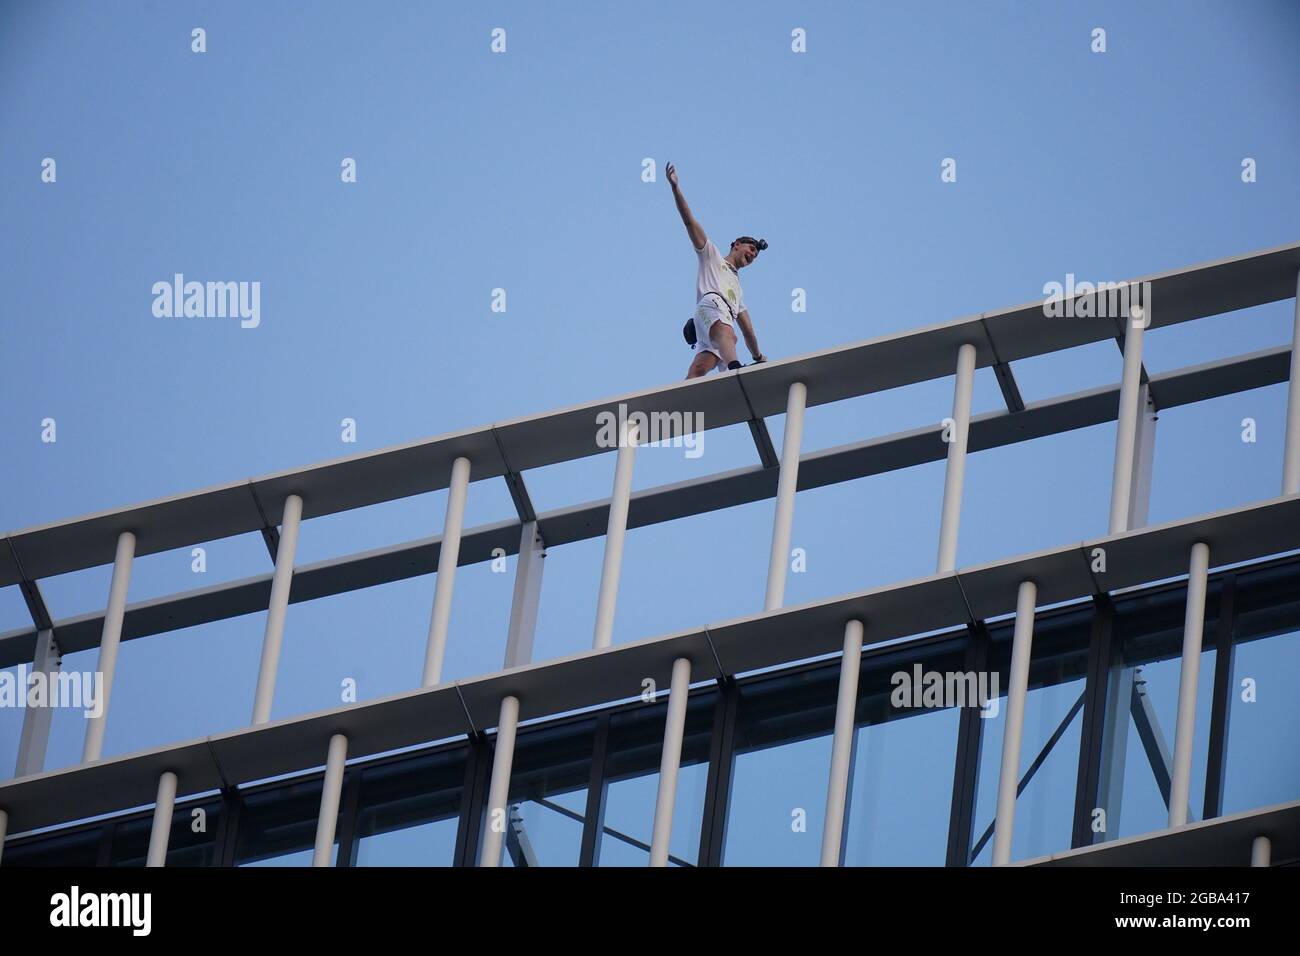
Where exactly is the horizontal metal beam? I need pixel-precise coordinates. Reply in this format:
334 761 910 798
1024 798 1300 867
0 521 523 667
1 491 1297 835
0 345 1289 668
4 242 1297 585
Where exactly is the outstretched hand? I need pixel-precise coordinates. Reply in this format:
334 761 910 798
666 162 679 189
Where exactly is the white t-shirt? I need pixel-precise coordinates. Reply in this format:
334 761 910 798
695 238 746 316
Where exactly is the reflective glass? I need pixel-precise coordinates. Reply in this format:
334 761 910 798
353 748 466 866
971 606 1091 864
597 692 715 866
1094 582 1220 843
492 719 595 867
1224 564 1300 814
110 801 222 866
235 778 338 867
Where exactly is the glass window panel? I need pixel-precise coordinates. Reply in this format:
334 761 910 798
1093 581 1221 844
110 801 222 867
597 692 715 867
1224 563 1300 814
352 748 467 866
3 826 102 866
235 778 338 867
487 719 595 867
843 640 965 866
970 606 1091 865
723 667 838 865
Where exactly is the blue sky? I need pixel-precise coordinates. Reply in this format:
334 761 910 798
1 1 1298 862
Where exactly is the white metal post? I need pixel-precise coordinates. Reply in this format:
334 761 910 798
1109 312 1147 534
992 579 1038 866
1127 384 1157 529
593 420 638 650
649 656 692 867
765 381 807 610
423 456 472 686
82 530 136 763
251 493 304 725
936 344 977 573
313 733 349 867
145 771 178 867
503 521 545 669
1169 541 1210 828
1251 835 1272 867
1283 271 1300 494
1096 661 1135 841
15 629 60 777
479 695 521 867
821 618 865 867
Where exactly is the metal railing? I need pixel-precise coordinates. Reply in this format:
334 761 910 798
1 241 1298 867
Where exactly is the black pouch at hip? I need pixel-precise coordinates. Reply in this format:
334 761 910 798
683 317 697 346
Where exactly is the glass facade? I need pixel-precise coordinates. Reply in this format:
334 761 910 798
235 778 337 867
110 800 223 867
970 607 1091 864
492 719 596 868
723 667 837 866
842 639 964 866
597 694 714 866
4 825 102 867
1223 562 1300 815
5 555 1299 866
351 748 467 866
1095 581 1221 841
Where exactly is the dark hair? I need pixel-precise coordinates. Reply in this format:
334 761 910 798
733 236 768 252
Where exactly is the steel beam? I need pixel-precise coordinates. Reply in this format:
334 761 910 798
765 382 807 610
1071 596 1116 848
479 695 520 866
2 505 1299 838
992 579 1037 865
251 494 303 725
593 421 638 650
14 629 60 778
1127 384 1157 529
145 771 178 867
1283 270 1300 494
313 733 348 867
423 456 472 686
937 344 977 572
946 624 989 866
1169 542 1211 827
1 347 1290 669
1202 575 1236 819
503 522 545 669
82 531 136 763
4 242 1298 591
1251 834 1271 867
1109 314 1147 534
821 619 864 866
649 657 692 867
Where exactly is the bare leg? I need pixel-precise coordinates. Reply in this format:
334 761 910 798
711 320 739 367
686 350 720 379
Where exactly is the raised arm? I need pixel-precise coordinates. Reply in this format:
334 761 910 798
666 163 707 251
